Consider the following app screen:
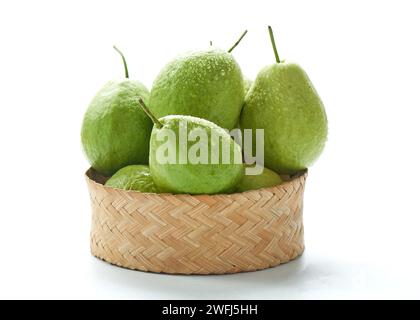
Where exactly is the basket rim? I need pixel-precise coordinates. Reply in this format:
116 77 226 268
85 167 308 197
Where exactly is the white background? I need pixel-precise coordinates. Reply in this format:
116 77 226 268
0 0 419 299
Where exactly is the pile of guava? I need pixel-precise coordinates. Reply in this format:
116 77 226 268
81 27 327 194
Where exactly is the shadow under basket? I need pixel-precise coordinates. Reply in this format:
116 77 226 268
85 168 308 275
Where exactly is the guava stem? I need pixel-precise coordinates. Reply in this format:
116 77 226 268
113 45 129 78
268 26 280 63
138 98 163 129
227 30 248 53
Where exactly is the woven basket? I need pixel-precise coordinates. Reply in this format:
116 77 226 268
85 168 307 274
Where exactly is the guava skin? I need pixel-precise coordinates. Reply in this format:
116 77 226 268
234 166 282 192
240 63 328 174
244 78 253 96
104 165 158 193
149 115 244 194
81 79 152 176
149 49 245 130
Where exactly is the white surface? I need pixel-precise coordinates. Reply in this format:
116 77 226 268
0 0 420 299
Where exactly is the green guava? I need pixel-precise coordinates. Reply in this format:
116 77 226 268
139 99 244 194
81 47 152 176
105 165 158 192
240 27 328 174
149 31 248 130
234 165 283 192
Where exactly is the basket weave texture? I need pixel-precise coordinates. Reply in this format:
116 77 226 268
86 168 307 274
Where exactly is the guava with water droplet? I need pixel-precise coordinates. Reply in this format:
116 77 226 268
240 27 328 174
139 99 244 194
105 165 158 192
81 46 153 176
149 31 248 130
234 165 282 192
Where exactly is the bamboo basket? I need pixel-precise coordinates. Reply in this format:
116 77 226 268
85 168 307 274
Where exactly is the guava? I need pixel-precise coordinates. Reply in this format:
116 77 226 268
139 99 244 194
240 27 328 174
149 31 248 130
105 165 158 192
81 47 152 175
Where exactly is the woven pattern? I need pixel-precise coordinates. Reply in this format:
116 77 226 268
86 168 307 274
